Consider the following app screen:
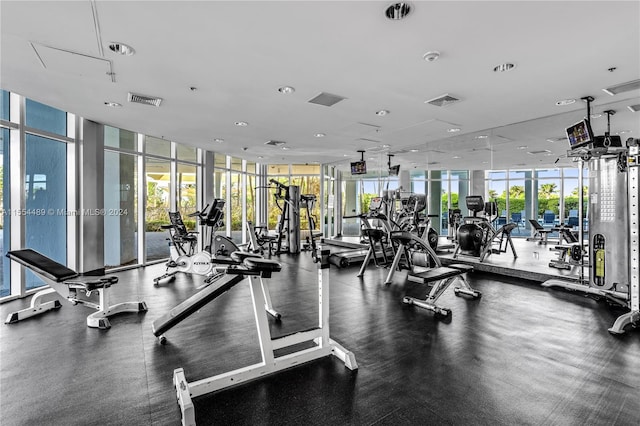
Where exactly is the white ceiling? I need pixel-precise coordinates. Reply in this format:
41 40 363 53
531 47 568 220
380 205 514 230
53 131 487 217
2 1 639 173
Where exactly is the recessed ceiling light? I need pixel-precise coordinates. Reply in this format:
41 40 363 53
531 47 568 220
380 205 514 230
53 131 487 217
447 128 461 133
376 109 390 116
423 51 440 62
104 101 121 107
213 138 224 143
591 113 602 119
556 99 576 106
257 156 263 159
452 155 461 159
409 149 419 152
107 42 135 56
382 144 391 148
482 161 489 164
278 86 295 94
546 138 555 143
314 133 326 138
475 135 488 139
385 2 412 20
617 130 632 134
235 121 248 126
493 63 515 72
281 146 290 150
518 145 528 149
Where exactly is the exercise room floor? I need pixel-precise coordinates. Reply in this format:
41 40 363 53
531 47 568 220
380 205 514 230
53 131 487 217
1 241 639 425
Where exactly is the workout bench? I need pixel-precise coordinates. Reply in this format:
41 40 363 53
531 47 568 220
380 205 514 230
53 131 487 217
5 249 147 329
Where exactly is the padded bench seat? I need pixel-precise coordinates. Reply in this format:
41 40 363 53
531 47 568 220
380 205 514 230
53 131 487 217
5 249 146 329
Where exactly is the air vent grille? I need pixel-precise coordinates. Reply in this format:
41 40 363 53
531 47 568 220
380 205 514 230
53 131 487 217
603 79 640 95
265 140 286 147
628 104 640 112
527 149 551 155
308 92 346 107
127 92 162 107
425 93 460 107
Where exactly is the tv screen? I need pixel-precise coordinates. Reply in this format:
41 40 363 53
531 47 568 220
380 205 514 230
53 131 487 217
351 160 367 175
566 119 594 149
389 164 400 176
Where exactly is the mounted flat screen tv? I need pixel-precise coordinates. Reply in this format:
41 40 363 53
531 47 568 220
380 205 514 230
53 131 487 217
565 119 595 149
388 164 400 176
351 160 367 175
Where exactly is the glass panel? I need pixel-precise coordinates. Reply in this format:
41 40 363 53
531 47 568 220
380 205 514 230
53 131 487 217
177 163 197 230
145 135 170 157
145 157 170 261
246 174 256 224
410 169 425 179
230 157 242 172
268 164 289 176
229 172 242 242
246 161 256 174
291 164 320 174
25 99 67 136
104 151 138 269
0 90 9 121
25 135 67 289
105 125 136 150
1 128 10 297
214 153 227 169
267 177 288 230
176 143 197 162
291 175 321 233
213 169 227 200
508 175 527 236
537 177 560 222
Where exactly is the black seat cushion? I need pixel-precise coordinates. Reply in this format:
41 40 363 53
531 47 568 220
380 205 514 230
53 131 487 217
390 231 413 245
244 258 282 273
7 249 78 282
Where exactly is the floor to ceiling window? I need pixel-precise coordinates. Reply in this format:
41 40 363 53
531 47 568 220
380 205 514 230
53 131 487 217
1 126 9 297
145 136 171 262
24 103 69 289
104 126 138 269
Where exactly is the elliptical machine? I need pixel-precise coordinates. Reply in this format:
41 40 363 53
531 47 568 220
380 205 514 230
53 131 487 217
454 196 517 262
153 199 240 285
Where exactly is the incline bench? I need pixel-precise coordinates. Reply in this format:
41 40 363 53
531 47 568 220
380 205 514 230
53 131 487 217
5 249 147 329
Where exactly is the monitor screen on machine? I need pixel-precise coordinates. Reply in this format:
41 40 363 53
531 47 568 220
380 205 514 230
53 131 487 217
565 119 595 149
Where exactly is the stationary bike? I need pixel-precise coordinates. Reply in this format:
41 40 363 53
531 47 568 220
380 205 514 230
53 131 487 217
153 199 239 285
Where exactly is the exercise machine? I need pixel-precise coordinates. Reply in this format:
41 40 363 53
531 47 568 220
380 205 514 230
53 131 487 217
152 250 281 344
300 193 323 259
453 196 517 262
328 196 395 268
5 249 147 329
542 98 639 334
170 248 357 425
153 199 240 285
383 231 481 318
270 179 301 254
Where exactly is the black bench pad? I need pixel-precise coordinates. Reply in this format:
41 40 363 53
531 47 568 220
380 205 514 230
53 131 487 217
7 249 78 282
244 258 282 273
412 266 465 282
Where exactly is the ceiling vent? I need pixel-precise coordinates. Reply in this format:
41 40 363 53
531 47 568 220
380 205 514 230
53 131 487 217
385 2 412 20
602 79 640 96
628 104 640 112
527 149 551 155
308 92 346 107
127 92 162 107
265 140 286 147
425 93 460 107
